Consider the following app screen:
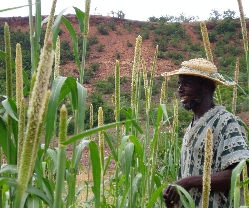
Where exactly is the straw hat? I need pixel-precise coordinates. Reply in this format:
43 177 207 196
161 58 235 86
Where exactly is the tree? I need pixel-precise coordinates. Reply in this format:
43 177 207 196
209 9 222 21
176 13 198 22
116 10 125 19
223 9 237 20
110 10 115 17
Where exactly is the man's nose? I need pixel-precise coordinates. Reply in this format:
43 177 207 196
178 84 184 92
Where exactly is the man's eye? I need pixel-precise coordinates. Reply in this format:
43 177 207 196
179 83 189 87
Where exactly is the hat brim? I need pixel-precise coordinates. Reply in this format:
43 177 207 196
161 69 235 86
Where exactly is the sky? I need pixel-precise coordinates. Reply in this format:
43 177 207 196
0 0 249 21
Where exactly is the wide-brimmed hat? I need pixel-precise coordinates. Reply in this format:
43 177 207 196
161 58 235 86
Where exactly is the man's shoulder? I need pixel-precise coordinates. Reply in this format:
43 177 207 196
215 105 240 121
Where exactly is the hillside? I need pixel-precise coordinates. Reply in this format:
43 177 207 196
0 15 216 81
0 15 181 79
0 15 246 80
0 14 249 125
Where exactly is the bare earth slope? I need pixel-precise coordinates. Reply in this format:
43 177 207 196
0 15 248 125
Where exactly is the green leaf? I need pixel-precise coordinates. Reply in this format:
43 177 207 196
0 117 16 163
77 82 87 132
62 120 131 145
51 7 69 50
120 109 143 134
6 178 53 207
45 76 66 149
64 76 78 110
103 131 118 162
2 98 18 121
239 178 249 186
230 160 247 205
61 16 81 70
46 148 58 172
22 70 30 92
150 105 163 157
33 0 42 69
103 155 112 176
0 165 17 174
89 141 101 208
2 98 18 147
129 135 145 175
27 185 53 207
175 184 195 208
73 7 85 33
27 197 39 208
0 5 30 13
41 177 54 203
160 103 170 124
0 117 7 151
0 177 10 187
75 139 90 172
131 173 142 207
0 50 15 69
146 184 167 208
124 142 134 187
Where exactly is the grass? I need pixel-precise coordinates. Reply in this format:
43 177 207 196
0 0 249 208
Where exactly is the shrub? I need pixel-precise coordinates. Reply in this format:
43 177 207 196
90 62 100 71
127 40 133 47
120 76 129 84
97 23 109 35
107 75 115 85
157 51 165 58
190 42 202 52
115 52 121 59
140 29 150 39
208 32 217 43
138 23 151 39
168 38 181 48
214 19 236 34
116 10 125 19
96 44 105 52
95 80 114 94
156 38 168 52
164 51 185 62
88 35 99 46
120 92 131 109
155 22 186 39
123 21 133 32
60 40 74 63
107 21 116 31
83 68 94 84
67 120 75 135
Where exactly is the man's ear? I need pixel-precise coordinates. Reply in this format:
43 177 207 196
201 81 213 93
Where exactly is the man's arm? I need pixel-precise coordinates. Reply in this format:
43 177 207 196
163 164 236 207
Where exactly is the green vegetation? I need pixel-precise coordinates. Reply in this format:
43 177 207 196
0 3 249 208
123 21 133 32
127 40 133 47
96 43 105 52
96 23 109 35
115 51 121 59
107 21 116 31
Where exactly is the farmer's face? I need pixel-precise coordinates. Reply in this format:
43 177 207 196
177 75 204 111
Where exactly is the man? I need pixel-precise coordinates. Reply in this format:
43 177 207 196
161 58 249 208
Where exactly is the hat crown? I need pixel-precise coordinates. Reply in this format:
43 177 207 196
161 57 235 86
181 58 217 74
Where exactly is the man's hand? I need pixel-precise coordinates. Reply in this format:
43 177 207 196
162 177 192 207
162 166 235 207
162 185 179 207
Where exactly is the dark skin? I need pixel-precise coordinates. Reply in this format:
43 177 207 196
163 75 237 208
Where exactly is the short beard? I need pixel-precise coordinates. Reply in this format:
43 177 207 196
183 97 202 111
